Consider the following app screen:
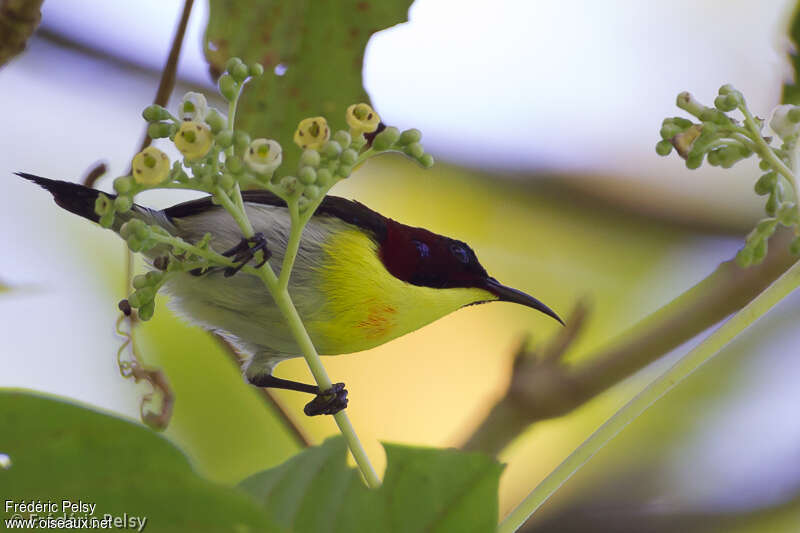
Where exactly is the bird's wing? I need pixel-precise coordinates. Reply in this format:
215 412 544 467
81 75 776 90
164 190 388 242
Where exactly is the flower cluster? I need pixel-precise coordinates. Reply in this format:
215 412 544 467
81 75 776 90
657 84 800 266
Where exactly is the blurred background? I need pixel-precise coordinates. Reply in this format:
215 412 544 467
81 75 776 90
2 0 800 531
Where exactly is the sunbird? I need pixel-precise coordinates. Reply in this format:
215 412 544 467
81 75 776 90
19 173 562 415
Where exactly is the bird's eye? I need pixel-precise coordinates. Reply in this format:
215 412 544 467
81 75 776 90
412 239 430 258
450 244 469 264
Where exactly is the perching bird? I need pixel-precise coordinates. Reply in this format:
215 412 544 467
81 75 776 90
19 173 562 415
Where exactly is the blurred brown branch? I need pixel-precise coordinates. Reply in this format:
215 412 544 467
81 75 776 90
0 0 43 68
462 228 799 455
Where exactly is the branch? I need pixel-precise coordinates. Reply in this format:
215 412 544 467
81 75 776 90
462 227 799 455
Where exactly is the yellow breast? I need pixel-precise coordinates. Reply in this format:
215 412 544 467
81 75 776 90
307 228 493 354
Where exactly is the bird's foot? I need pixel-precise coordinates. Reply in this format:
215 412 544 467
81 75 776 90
222 232 271 277
304 382 348 416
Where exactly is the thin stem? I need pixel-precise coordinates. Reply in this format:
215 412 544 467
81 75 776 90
739 104 796 185
278 201 302 290
498 258 800 533
215 186 255 238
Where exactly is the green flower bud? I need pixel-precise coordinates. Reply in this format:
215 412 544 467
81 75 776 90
303 185 320 199
419 153 435 168
226 155 244 174
297 196 310 211
298 166 317 185
759 159 771 171
244 138 282 175
175 121 213 160
216 129 234 148
770 104 800 139
754 172 777 196
321 140 342 159
655 140 673 156
333 130 352 149
372 126 400 151
714 94 737 112
752 238 768 263
234 131 251 153
294 117 330 150
113 176 133 194
132 274 148 290
249 62 264 77
316 168 333 187
205 108 226 133
226 57 245 75
336 164 353 178
114 195 132 213
791 236 800 255
200 173 216 189
406 142 424 159
218 74 238 102
142 104 171 122
180 92 208 121
340 148 358 165
132 146 170 185
766 192 779 215
99 211 115 229
138 300 155 321
300 149 321 168
755 218 778 237
685 153 703 170
399 128 422 146
280 176 299 196
145 270 163 284
660 122 682 141
229 61 250 83
147 122 174 139
707 149 721 166
219 173 235 191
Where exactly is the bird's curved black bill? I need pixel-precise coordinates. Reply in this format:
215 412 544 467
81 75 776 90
482 277 564 325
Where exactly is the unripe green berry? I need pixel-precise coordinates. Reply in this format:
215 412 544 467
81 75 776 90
127 236 143 252
205 108 226 133
218 74 238 101
145 271 162 284
333 130 351 149
200 174 216 189
655 140 672 156
340 148 358 165
132 275 148 290
280 176 299 195
142 104 171 122
297 196 310 211
372 126 400 151
759 160 771 171
754 172 777 196
300 149 321 168
321 140 342 159
114 195 132 213
113 176 133 194
316 168 332 187
99 211 114 229
298 166 317 185
336 164 353 177
419 153 435 168
399 128 422 145
216 129 234 148
406 142 424 159
219 173 235 191
303 185 320 199
249 63 264 77
685 153 702 169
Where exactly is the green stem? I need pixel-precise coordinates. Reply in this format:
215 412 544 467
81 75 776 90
497 258 800 533
739 105 796 186
212 187 381 489
277 201 302 290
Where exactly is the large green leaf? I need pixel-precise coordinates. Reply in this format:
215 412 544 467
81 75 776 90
782 1 800 104
0 389 283 532
240 436 504 533
204 0 412 173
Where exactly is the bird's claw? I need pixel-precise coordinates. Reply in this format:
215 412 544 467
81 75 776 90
223 232 271 277
304 382 348 416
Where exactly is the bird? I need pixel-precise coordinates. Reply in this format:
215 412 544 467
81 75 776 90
19 172 563 415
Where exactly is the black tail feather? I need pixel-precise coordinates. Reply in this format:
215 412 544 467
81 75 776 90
16 172 112 223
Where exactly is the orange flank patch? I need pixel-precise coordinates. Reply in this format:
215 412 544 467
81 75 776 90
357 303 397 339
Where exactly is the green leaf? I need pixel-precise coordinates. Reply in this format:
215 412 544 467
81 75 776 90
0 389 284 532
782 2 800 104
204 0 412 174
240 436 504 533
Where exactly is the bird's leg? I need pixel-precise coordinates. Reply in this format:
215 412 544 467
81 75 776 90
248 374 349 416
222 232 272 277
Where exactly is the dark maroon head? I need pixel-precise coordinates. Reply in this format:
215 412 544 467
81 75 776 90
378 219 563 324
